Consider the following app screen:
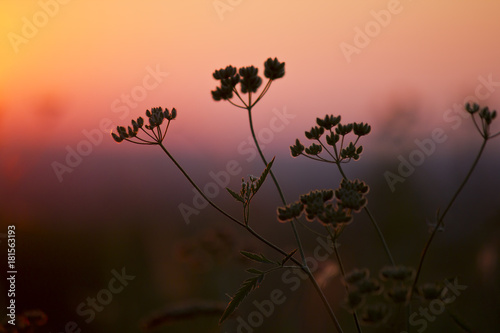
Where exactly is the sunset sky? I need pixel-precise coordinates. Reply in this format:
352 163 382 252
1 1 499 149
0 1 499 223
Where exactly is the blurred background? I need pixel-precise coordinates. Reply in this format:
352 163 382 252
1 0 499 332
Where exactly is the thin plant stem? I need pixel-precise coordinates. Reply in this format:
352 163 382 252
251 80 272 107
335 159 396 266
159 143 300 265
246 108 344 332
246 108 308 265
410 138 488 296
326 227 362 333
312 138 396 267
363 207 395 266
160 142 343 332
447 309 474 333
159 143 243 227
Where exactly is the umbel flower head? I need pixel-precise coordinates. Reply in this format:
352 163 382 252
211 57 285 104
212 65 240 101
239 66 262 93
465 102 499 139
290 114 370 163
277 179 369 227
264 57 285 80
111 106 177 145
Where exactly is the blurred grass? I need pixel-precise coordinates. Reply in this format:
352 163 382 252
1 145 499 332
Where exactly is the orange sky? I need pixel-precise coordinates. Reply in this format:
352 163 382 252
1 0 500 158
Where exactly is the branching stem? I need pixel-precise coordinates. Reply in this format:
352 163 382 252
410 138 488 296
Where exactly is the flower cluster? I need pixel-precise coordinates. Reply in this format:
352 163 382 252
277 202 304 222
343 268 389 325
378 266 415 305
211 57 285 103
343 266 418 325
418 282 445 301
277 179 369 227
379 265 415 282
264 57 285 80
239 66 262 93
111 106 177 145
344 266 418 310
211 65 239 101
112 117 143 143
335 179 369 212
359 303 390 326
465 102 499 138
300 190 335 221
290 114 370 163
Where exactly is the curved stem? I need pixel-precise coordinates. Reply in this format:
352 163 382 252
247 108 308 265
438 138 488 221
447 309 474 333
159 143 244 227
318 139 337 162
326 227 362 332
251 80 272 107
246 108 343 332
140 127 159 142
227 99 247 109
363 207 395 266
245 226 301 267
300 153 333 163
335 161 395 266
158 143 305 268
410 138 488 296
232 87 248 108
334 161 348 180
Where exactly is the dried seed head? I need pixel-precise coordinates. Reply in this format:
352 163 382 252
360 303 390 326
305 126 324 140
277 201 304 222
290 139 305 157
379 265 415 281
419 282 445 301
385 285 410 304
344 290 364 312
353 122 371 136
335 123 353 136
344 268 370 285
264 57 285 80
317 115 341 130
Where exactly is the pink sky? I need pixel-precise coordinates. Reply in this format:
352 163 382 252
1 0 500 184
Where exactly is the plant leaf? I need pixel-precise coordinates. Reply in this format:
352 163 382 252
252 157 275 195
219 275 263 324
240 251 275 264
226 188 244 203
246 268 264 275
